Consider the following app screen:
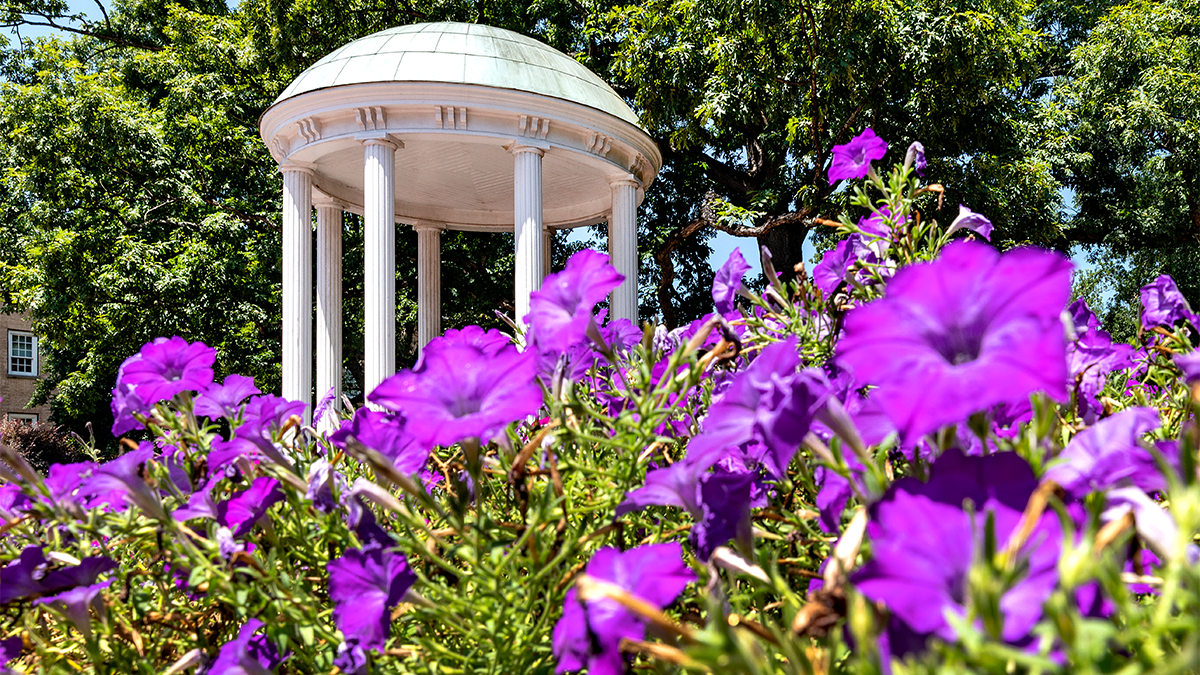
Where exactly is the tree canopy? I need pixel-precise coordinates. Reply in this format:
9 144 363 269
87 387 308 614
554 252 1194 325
1 0 1197 436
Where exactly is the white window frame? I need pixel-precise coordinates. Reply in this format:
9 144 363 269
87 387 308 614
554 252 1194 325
6 413 37 425
7 331 38 377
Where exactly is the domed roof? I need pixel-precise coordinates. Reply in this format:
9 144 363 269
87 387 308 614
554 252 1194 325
275 22 640 127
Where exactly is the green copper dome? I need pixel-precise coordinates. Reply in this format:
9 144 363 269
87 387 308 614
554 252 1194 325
275 22 640 127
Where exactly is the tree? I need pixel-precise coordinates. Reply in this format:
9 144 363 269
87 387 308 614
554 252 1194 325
1057 0 1200 339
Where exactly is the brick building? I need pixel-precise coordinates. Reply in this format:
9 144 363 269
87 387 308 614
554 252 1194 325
1 311 51 424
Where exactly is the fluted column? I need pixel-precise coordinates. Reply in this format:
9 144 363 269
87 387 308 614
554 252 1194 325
608 175 640 322
512 145 544 327
542 227 553 279
280 165 313 419
415 224 442 349
363 138 397 397
315 197 343 431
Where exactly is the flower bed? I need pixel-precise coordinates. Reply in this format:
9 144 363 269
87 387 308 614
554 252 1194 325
3 131 1199 674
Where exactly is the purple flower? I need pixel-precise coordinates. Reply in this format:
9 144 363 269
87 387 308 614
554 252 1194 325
712 249 751 314
904 141 926 176
687 337 829 476
77 443 165 519
222 395 307 470
330 409 429 475
946 205 994 240
857 207 906 241
43 462 95 508
836 241 1072 443
194 375 261 420
1140 274 1196 330
851 450 1058 653
552 543 693 675
34 580 112 637
110 382 147 435
327 547 417 652
368 329 543 448
812 239 857 299
203 618 287 675
112 337 216 419
1044 408 1167 497
526 249 624 353
813 454 865 534
617 462 754 559
175 476 283 539
1174 352 1200 384
828 128 888 184
0 635 21 669
0 547 118 604
1104 487 1199 564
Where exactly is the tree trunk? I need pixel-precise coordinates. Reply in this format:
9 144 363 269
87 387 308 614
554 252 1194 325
757 223 809 285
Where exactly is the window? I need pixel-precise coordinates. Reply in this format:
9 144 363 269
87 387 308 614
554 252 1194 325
8 331 37 376
6 413 37 425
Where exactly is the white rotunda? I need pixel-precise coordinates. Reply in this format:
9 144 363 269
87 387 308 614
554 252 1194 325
259 22 662 420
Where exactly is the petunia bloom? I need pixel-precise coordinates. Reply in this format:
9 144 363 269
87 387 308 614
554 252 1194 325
828 128 888 184
194 375 261 420
1044 407 1167 497
946 205 994 240
1174 351 1200 384
327 547 417 652
687 337 829 476
0 547 118 604
851 449 1058 654
1066 300 1134 422
552 543 694 675
111 337 216 427
329 409 429 475
812 239 857 299
203 618 287 675
1139 274 1196 330
836 241 1072 443
35 580 112 637
77 443 166 519
904 141 926 176
712 248 751 314
526 249 624 353
368 328 543 448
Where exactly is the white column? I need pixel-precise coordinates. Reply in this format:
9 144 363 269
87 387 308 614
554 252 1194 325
512 145 544 327
542 227 553 279
608 175 640 322
363 138 397 397
415 224 442 349
280 165 313 418
315 197 343 431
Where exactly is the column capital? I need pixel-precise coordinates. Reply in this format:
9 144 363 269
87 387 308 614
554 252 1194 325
358 133 403 149
505 140 547 156
412 222 444 233
606 172 642 189
313 193 350 210
278 161 315 176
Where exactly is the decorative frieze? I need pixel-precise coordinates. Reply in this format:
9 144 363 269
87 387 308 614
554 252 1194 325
587 132 612 157
435 106 469 130
356 106 387 132
296 117 322 144
518 114 550 140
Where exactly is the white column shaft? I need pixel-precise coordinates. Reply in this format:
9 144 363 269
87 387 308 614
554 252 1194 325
609 179 639 322
281 168 312 417
513 147 544 326
542 227 553 279
416 226 442 349
363 140 396 397
316 203 342 430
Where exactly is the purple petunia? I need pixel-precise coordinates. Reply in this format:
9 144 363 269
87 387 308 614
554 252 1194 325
526 249 624 353
552 543 694 675
369 328 543 449
329 409 429 475
828 128 888 184
1140 274 1196 330
851 449 1058 654
686 337 829 476
34 580 112 637
836 241 1072 443
1174 352 1200 384
110 337 216 434
194 375 261 420
712 249 752 314
174 476 284 541
0 547 118 604
1066 300 1134 422
946 205 993 240
76 443 165 519
327 547 417 653
1044 408 1168 498
1 635 21 670
617 462 754 559
812 239 857 299
202 618 287 675
212 395 307 473
904 141 926 177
